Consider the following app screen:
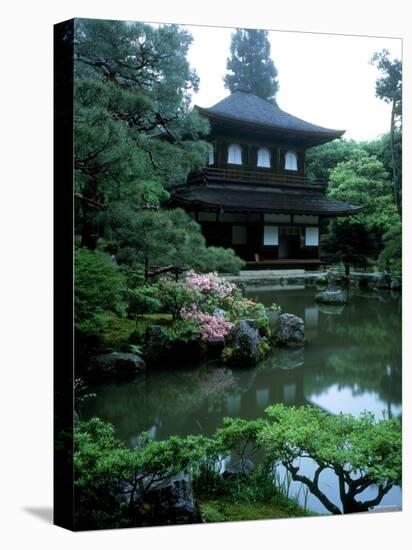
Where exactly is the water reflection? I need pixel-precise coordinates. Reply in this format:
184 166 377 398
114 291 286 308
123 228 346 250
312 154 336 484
82 287 401 512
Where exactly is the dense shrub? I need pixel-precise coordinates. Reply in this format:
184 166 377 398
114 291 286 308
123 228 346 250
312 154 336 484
75 248 126 335
157 279 200 321
181 306 234 341
195 246 245 273
127 285 162 322
378 222 402 275
74 405 401 527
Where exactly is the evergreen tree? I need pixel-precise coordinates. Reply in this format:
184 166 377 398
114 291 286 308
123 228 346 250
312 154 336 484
72 19 243 274
371 50 402 215
322 150 400 274
224 29 278 101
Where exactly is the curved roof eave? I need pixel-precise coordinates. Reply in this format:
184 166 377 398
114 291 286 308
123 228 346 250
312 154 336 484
196 106 345 140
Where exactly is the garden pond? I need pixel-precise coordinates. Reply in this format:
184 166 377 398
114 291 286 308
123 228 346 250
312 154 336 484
82 285 402 514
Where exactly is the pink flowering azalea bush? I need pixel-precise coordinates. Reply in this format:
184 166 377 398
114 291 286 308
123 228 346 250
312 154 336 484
181 305 234 342
184 270 238 310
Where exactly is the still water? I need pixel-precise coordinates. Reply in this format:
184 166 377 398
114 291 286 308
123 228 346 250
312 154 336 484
82 286 402 514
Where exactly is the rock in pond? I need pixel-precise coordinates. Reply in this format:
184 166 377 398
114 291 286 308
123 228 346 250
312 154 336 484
315 289 347 305
274 313 305 347
144 473 200 525
88 352 145 381
223 320 261 366
390 276 402 291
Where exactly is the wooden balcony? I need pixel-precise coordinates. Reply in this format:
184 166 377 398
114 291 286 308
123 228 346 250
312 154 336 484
187 167 328 191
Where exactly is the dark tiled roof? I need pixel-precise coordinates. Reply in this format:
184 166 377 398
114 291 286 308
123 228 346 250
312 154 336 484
197 90 344 138
172 184 363 216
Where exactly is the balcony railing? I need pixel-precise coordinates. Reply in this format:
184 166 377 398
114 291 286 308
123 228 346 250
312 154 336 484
187 167 328 190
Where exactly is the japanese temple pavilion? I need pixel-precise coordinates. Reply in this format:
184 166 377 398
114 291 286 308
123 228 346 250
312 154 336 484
171 88 363 269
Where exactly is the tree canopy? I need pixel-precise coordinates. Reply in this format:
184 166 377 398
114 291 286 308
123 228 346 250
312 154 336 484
73 19 243 279
259 404 401 514
320 150 400 273
224 29 278 102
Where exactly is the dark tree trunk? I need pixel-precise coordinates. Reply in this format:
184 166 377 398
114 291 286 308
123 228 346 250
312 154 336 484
390 98 401 217
342 497 369 514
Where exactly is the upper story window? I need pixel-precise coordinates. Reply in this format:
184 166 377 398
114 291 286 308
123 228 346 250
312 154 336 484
284 151 298 171
208 148 214 165
257 147 271 168
227 144 242 165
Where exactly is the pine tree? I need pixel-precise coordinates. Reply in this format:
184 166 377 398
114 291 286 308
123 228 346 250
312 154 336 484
224 29 278 101
73 19 243 273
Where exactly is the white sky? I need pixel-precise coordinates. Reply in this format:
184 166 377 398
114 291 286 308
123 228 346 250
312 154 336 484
185 25 402 141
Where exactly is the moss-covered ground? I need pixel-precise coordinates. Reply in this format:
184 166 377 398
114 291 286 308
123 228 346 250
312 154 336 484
198 494 317 523
99 313 173 347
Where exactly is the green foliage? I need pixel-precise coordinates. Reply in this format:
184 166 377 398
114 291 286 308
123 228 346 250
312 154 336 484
322 150 400 271
73 19 244 275
321 220 372 273
125 267 146 289
227 297 279 337
259 404 401 514
163 319 201 343
199 494 310 522
370 50 402 215
215 417 266 464
74 404 401 527
362 132 402 183
257 339 271 358
221 345 235 364
305 139 363 182
378 222 402 275
315 275 327 287
157 279 200 321
75 248 126 334
99 313 172 348
224 28 279 101
197 246 245 273
370 50 402 118
74 417 198 529
127 285 162 322
328 150 398 235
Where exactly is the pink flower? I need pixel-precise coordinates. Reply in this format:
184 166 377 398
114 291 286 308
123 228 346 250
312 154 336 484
184 271 236 300
181 304 233 341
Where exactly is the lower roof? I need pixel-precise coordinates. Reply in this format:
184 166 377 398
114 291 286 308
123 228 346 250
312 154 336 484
171 184 363 217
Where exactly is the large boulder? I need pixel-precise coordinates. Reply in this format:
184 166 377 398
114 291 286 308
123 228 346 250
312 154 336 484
223 320 261 366
144 473 200 525
145 325 204 366
315 289 347 305
88 352 145 381
274 313 305 347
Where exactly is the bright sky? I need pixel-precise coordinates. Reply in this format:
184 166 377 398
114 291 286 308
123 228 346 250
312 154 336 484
185 25 402 141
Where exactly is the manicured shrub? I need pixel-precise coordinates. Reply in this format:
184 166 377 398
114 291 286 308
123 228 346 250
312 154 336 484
196 246 245 273
157 279 200 321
